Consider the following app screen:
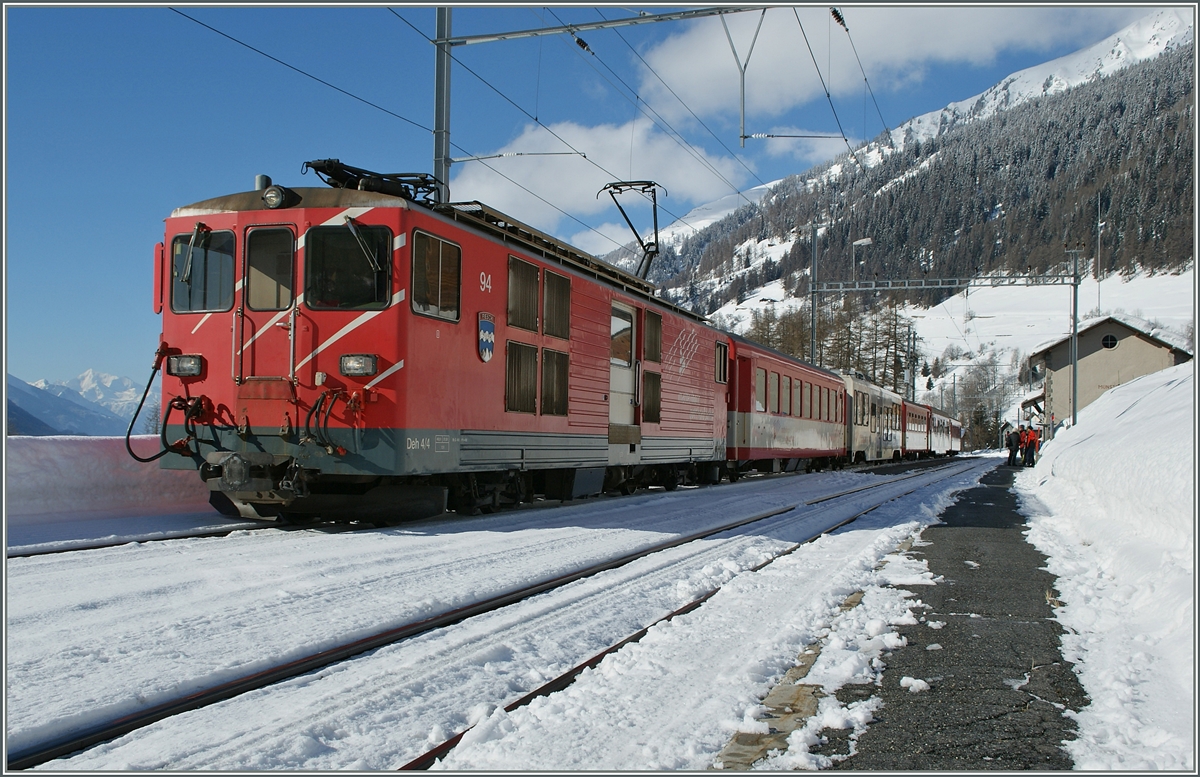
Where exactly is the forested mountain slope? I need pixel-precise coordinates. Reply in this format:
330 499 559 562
655 44 1193 316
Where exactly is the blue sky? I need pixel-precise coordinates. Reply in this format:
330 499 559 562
3 4 1161 385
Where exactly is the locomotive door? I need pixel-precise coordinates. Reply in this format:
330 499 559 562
609 303 637 427
235 226 297 411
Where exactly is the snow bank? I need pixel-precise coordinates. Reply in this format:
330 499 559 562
5 435 212 524
1015 362 1194 770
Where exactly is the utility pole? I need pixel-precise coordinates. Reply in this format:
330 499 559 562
430 6 758 203
810 222 817 363
433 8 452 202
1066 241 1084 427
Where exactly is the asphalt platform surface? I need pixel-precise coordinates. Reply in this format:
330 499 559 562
822 461 1089 770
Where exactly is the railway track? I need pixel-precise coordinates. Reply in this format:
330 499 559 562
7 456 966 560
8 458 981 771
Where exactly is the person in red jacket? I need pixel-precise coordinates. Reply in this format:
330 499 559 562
1022 427 1039 467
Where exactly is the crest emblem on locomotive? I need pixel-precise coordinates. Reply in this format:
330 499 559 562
478 312 496 362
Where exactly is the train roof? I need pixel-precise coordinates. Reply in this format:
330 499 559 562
723 331 843 381
169 184 707 325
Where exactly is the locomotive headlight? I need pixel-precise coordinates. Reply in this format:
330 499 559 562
261 185 290 209
340 354 378 377
166 354 204 377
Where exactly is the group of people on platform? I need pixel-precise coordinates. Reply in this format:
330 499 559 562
1006 424 1040 467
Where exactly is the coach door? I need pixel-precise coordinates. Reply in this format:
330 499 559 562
236 226 297 390
609 302 639 439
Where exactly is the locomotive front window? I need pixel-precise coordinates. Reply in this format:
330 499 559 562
171 229 235 313
411 231 461 321
306 224 391 310
247 228 293 311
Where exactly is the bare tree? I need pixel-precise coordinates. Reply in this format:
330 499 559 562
140 397 162 435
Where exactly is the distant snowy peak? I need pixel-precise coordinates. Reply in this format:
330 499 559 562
33 369 144 420
658 180 782 247
895 7 1193 148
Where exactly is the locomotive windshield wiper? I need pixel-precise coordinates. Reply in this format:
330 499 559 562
179 222 209 284
344 216 382 273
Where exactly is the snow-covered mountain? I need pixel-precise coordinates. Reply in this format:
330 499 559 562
647 6 1193 249
7 374 130 437
893 7 1193 150
33 369 144 421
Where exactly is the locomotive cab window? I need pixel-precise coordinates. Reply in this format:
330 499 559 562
508 256 539 332
411 231 461 321
610 306 634 367
307 223 391 310
541 348 569 416
506 341 538 413
714 342 728 383
642 371 662 423
171 228 235 313
246 228 293 311
644 311 662 363
543 270 571 339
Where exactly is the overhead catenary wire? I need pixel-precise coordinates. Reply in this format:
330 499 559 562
792 8 866 171
830 7 893 146
170 7 629 254
540 7 752 232
392 8 694 246
593 8 769 192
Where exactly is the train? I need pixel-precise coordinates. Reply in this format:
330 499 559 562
136 159 961 522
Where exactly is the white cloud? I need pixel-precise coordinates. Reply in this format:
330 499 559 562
566 221 636 257
448 117 749 240
635 6 1158 125
756 128 854 168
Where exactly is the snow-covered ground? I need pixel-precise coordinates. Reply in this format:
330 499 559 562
4 360 1193 770
1016 362 1195 770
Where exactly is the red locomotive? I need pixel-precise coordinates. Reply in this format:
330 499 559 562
136 160 959 522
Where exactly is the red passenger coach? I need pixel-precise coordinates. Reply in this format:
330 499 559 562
901 400 932 459
725 335 846 473
148 161 728 521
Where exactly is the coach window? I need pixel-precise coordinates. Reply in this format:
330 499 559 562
541 349 569 416
644 311 662 363
246 228 293 311
171 229 235 313
781 376 792 416
307 223 391 310
543 270 571 339
768 372 779 413
506 341 538 413
508 256 539 332
715 342 728 383
411 231 461 321
755 368 767 412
